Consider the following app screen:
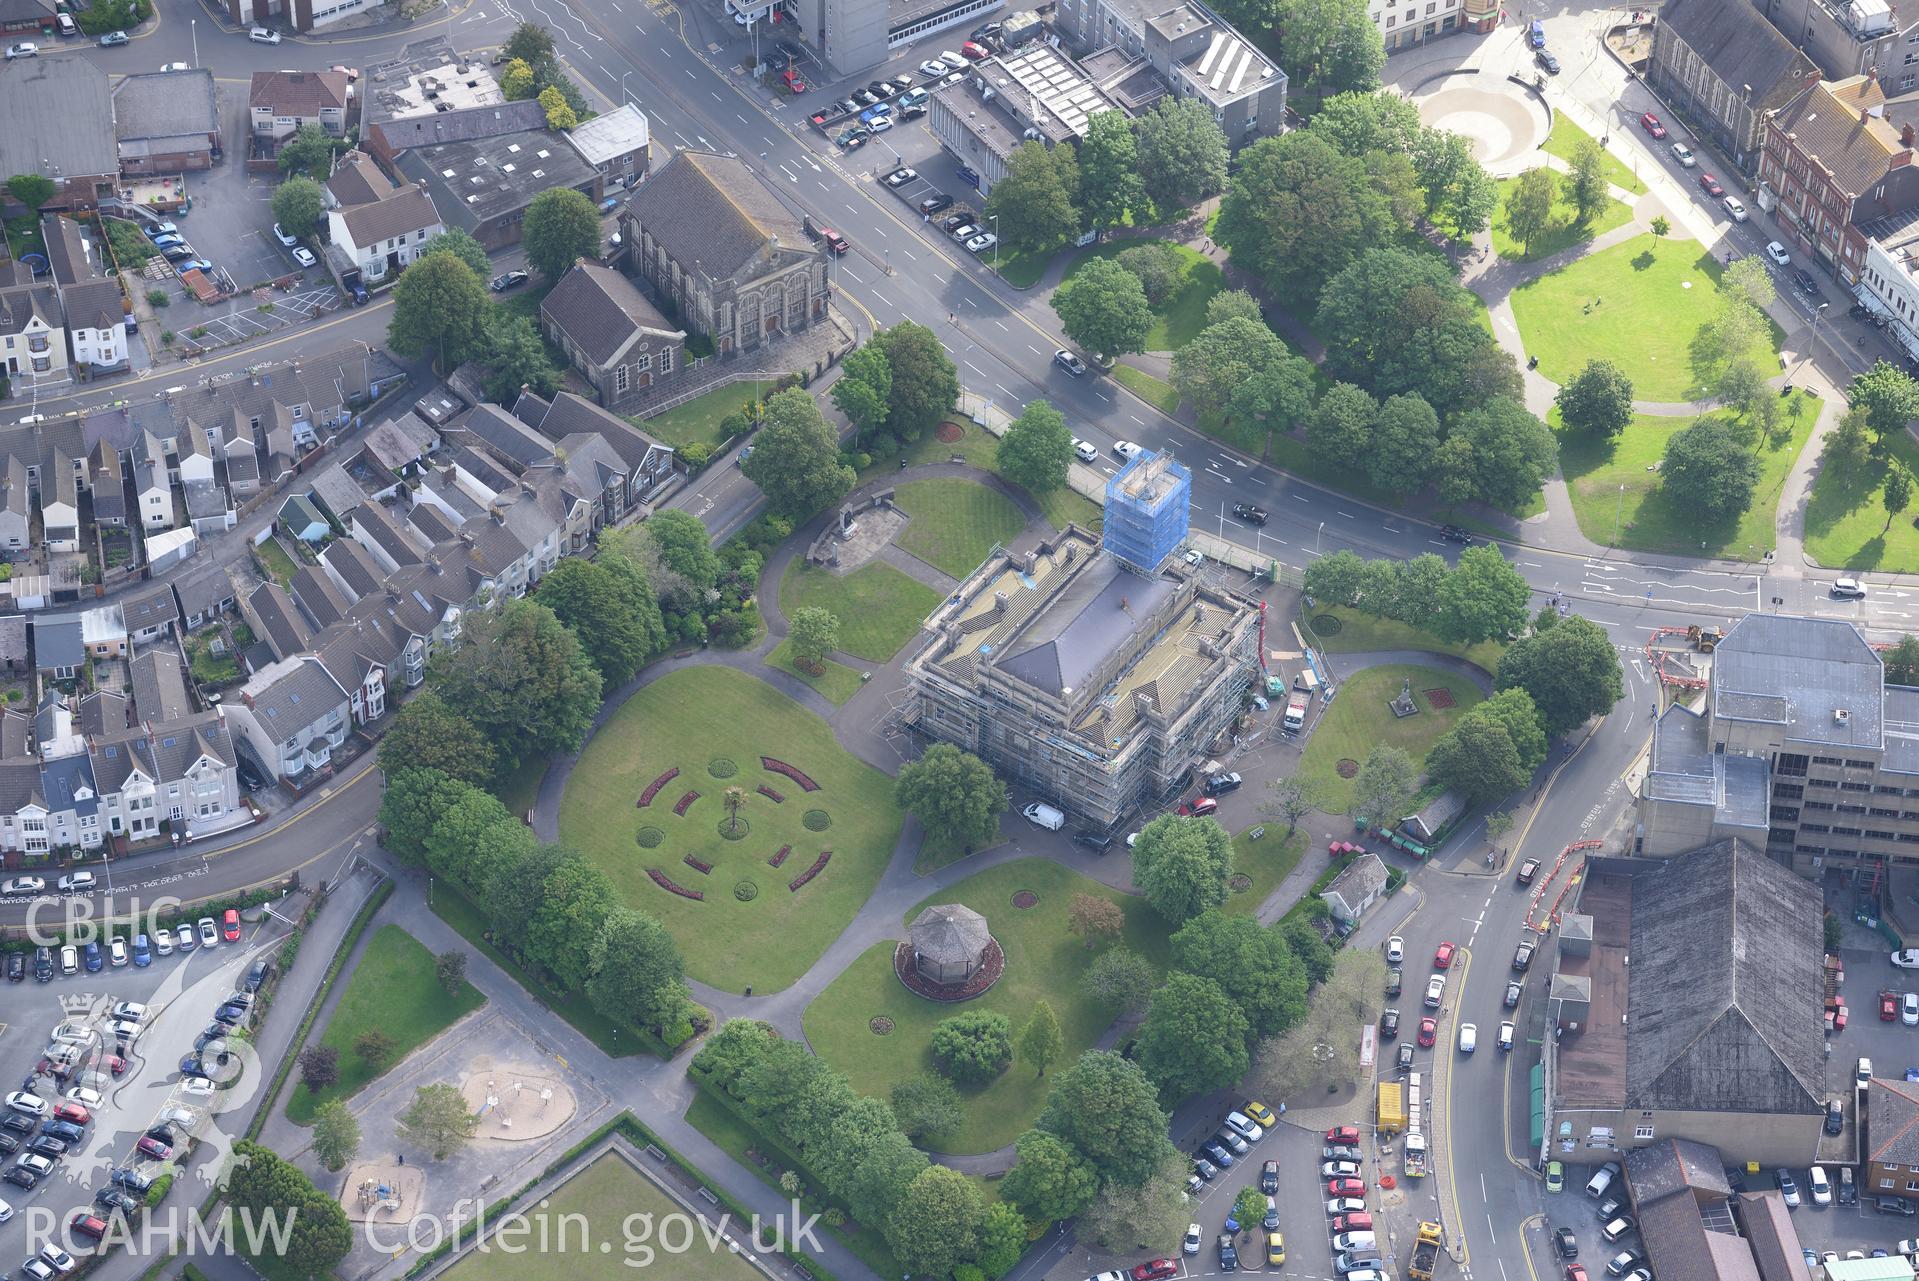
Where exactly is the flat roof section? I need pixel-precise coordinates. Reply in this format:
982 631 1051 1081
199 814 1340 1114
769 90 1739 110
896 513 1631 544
1555 869 1633 1110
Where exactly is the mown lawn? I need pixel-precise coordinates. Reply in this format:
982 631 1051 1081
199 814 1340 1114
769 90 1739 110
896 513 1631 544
1542 112 1649 195
1804 421 1919 571
779 557 941 662
439 1154 762 1281
1305 605 1508 675
1113 364 1181 414
1491 173 1634 262
1297 664 1483 812
802 858 1173 1154
1062 239 1223 351
858 419 1103 535
892 477 1028 578
765 637 865 706
1510 233 1784 402
286 925 485 1123
558 665 903 993
1555 394 1817 561
636 381 775 452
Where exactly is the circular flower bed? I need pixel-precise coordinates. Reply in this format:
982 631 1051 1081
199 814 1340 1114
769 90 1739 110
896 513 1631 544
1011 891 1038 909
636 827 665 848
1336 758 1361 779
892 938 1005 1001
708 758 738 779
1228 873 1253 893
802 809 832 832
935 421 965 443
869 1016 895 1035
718 818 751 842
734 880 758 902
1313 613 1344 636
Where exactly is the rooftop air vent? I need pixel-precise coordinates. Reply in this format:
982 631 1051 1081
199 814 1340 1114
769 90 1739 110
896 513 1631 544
1837 708 1853 723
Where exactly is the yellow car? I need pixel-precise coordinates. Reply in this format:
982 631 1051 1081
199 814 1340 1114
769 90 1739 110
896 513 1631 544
1244 1101 1277 1128
1266 1231 1285 1265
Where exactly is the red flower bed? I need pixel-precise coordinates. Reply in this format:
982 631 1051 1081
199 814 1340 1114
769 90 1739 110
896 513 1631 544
638 767 680 808
788 849 831 892
756 784 785 803
759 757 820 792
673 790 700 816
769 844 791 868
684 855 713 875
649 868 704 901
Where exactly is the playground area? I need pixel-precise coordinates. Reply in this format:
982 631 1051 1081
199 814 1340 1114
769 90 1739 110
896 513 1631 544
338 1160 426 1225
457 1060 576 1142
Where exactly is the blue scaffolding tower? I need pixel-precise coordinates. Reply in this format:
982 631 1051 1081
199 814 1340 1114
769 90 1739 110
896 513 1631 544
1103 451 1190 576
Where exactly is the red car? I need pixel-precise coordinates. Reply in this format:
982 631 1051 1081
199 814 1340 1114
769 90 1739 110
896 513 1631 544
1326 1125 1360 1146
1566 1267 1590 1281
222 908 240 942
1699 173 1725 197
1885 990 1901 1021
105 1055 127 1078
68 1213 107 1241
1177 797 1219 817
1434 941 1456 969
1326 1176 1366 1197
960 40 989 58
1333 1212 1374 1233
1640 112 1666 138
51 1103 89 1127
1418 1016 1437 1047
781 68 805 93
135 1135 171 1160
1130 1261 1179 1281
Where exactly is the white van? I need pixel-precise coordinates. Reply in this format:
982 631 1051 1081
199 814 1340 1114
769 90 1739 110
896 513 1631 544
1021 802 1065 831
1333 1232 1378 1253
1586 1162 1620 1199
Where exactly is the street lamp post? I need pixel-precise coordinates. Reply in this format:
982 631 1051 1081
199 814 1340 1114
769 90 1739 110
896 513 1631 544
621 71 638 106
989 214 999 268
1316 520 1325 554
1802 301 1829 378
1614 483 1624 545
190 18 198 68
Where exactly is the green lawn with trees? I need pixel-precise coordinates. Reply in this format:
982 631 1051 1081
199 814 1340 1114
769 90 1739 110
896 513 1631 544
764 637 865 705
637 381 776 452
440 1153 763 1281
1297 665 1483 812
892 478 1028 579
1059 240 1224 352
1541 114 1647 195
1805 416 1919 571
286 925 484 1123
1490 171 1633 261
1113 365 1182 414
802 858 1172 1154
1556 395 1817 560
1510 234 1783 401
1304 605 1508 674
557 665 903 992
779 558 942 662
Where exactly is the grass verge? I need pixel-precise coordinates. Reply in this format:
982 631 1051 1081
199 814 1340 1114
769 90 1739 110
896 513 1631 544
636 381 776 452
1297 664 1484 812
892 477 1027 578
1113 364 1181 415
778 557 940 662
765 638 865 705
1804 424 1919 571
1302 605 1508 674
1541 112 1648 195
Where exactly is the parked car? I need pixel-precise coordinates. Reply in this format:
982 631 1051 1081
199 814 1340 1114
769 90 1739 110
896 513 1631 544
1385 936 1404 963
883 167 917 187
1534 48 1560 73
1327 1176 1366 1197
1458 1023 1478 1053
1419 1016 1438 1046
1380 1009 1400 1039
965 233 997 254
4 43 37 59
1776 1170 1800 1206
1766 240 1792 266
1 876 44 895
1670 141 1697 167
1425 974 1446 1008
918 58 950 76
1260 1159 1279 1193
1514 942 1535 971
97 31 129 45
1434 941 1456 969
1639 112 1666 138
1698 172 1724 197
248 26 282 42
1327 1125 1360 1146
918 193 953 215
1205 771 1244 795
1723 195 1748 221
198 917 219 948
1055 349 1086 379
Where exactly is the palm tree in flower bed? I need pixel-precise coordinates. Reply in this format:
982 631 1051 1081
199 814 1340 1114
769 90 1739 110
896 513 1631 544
723 786 746 838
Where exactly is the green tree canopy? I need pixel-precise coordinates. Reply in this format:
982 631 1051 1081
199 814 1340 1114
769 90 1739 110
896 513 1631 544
398 1083 481 1158
1495 614 1625 736
874 322 959 443
1368 393 1441 492
830 344 893 446
996 399 1073 494
1001 1129 1101 1222
312 1100 360 1172
1556 359 1636 440
1129 815 1234 924
1886 634 1919 685
1053 257 1152 361
1274 0 1384 103
1660 417 1760 522
586 906 694 1036
429 597 603 771
377 768 471 863
1438 397 1559 512
1309 90 1423 158
376 693 495 788
1136 971 1251 1097
741 388 855 518
1434 543 1532 644
5 174 56 213
1133 97 1229 212
1564 137 1610 225
535 551 664 686
788 605 841 667
1170 910 1309 1040
522 187 600 280
1426 707 1528 803
894 743 1007 849
1083 946 1157 1014
1205 289 1265 328
1351 743 1418 830
1036 1050 1176 1187
269 177 324 245
1018 999 1065 1077
1307 381 1377 474
890 1073 964 1142
1216 131 1396 303
275 124 338 180
1849 362 1919 442
1171 316 1299 422
887 1166 986 1278
476 311 562 404
985 140 1080 253
1503 167 1557 256
1078 111 1144 230
423 227 489 279
387 251 491 372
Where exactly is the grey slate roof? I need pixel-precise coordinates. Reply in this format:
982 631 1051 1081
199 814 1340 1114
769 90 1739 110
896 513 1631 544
0 58 117 182
250 69 350 117
118 581 180 637
88 728 155 796
62 281 122 337
247 582 314 662
395 128 597 237
1625 839 1826 1116
339 184 441 249
320 536 384 599
0 286 61 339
129 650 190 725
0 614 24 667
41 754 97 818
76 691 128 738
149 710 236 779
456 404 556 469
352 502 424 567
539 262 682 367
622 149 810 282
519 390 673 474
32 617 84 672
371 98 547 154
42 216 102 288
1713 614 1883 748
326 150 395 207
1321 851 1388 911
113 69 219 143
998 556 1177 697
245 657 347 740
1661 0 1816 101
909 904 991 966
1870 1077 1919 1165
170 562 235 623
1 709 31 759
407 502 458 546
1623 1137 1733 1206
290 565 351 630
